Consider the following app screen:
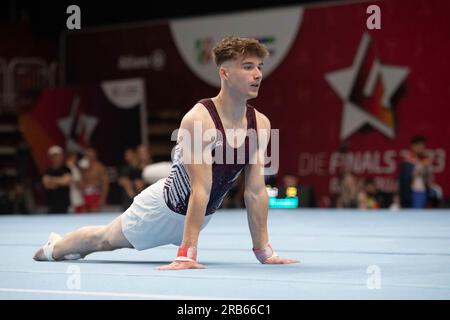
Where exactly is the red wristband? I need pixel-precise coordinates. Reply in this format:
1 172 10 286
176 245 197 262
253 243 277 263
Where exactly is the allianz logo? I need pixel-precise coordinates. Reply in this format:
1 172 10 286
117 50 166 71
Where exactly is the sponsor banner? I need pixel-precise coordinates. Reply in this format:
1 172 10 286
269 0 450 204
64 0 450 203
169 6 303 87
0 22 57 112
299 148 446 205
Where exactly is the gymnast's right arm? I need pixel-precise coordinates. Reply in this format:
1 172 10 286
158 106 213 270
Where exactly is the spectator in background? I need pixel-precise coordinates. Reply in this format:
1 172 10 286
338 171 359 208
399 136 433 208
428 175 443 208
141 143 173 186
389 191 401 211
16 139 34 212
0 180 29 214
137 144 153 171
118 148 145 211
79 147 109 212
278 174 300 198
42 146 71 213
66 151 84 213
10 181 29 214
264 174 277 188
358 177 381 209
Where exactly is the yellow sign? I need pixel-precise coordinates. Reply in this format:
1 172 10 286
286 187 297 197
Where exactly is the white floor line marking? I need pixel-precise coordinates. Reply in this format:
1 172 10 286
0 288 235 300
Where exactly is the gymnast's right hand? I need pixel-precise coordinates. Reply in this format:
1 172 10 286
157 245 204 270
157 260 205 270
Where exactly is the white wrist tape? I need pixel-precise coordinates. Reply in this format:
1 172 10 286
253 243 278 263
175 245 197 262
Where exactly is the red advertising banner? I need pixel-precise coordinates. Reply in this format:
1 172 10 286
19 79 147 174
63 0 450 205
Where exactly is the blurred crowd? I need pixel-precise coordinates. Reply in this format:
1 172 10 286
329 136 444 210
40 144 158 214
0 143 152 214
0 135 446 214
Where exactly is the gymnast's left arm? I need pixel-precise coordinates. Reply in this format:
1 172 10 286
244 112 299 265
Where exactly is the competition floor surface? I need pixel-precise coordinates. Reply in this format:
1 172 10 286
1 209 449 300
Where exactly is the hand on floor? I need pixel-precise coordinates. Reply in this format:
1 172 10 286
264 256 300 264
157 260 205 270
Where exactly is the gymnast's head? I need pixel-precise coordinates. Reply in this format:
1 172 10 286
212 36 269 99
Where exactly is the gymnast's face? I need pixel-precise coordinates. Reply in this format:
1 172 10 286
220 55 264 99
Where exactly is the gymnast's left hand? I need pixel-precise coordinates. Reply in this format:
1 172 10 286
263 256 300 264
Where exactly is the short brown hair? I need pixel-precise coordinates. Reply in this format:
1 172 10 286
212 36 269 66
